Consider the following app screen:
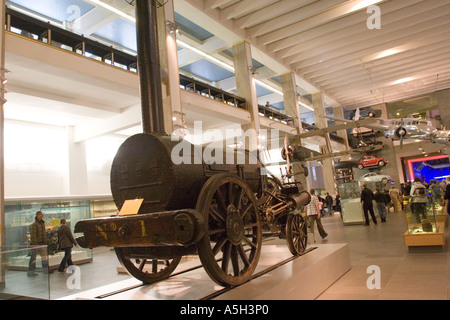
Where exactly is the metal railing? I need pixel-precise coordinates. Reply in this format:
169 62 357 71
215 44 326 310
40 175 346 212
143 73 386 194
179 74 246 110
6 7 138 71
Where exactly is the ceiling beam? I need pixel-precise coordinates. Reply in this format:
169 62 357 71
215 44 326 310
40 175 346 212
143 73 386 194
234 0 316 29
279 0 448 63
316 49 450 88
268 0 422 54
295 24 450 79
255 0 385 46
303 33 450 82
246 0 349 39
220 0 276 20
292 16 450 72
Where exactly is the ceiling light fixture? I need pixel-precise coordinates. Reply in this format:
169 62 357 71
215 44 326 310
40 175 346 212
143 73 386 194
375 49 402 60
176 40 235 72
298 100 314 112
393 77 414 85
350 0 384 12
85 0 136 23
255 79 283 96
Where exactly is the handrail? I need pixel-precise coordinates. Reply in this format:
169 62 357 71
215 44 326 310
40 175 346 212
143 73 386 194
5 7 137 71
179 74 246 110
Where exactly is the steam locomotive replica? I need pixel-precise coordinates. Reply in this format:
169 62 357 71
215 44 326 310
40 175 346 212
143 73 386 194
74 0 311 287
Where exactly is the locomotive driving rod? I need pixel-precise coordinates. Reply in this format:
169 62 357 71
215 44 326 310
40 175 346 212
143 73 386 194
74 209 205 249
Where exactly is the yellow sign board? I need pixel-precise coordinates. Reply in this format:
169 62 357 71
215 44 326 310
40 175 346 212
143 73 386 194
119 199 144 216
50 218 61 227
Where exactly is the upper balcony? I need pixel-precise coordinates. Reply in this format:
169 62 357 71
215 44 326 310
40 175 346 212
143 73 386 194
4 7 345 148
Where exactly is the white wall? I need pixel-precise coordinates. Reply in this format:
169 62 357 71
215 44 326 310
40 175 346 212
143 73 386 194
4 121 69 197
85 135 124 195
4 120 123 198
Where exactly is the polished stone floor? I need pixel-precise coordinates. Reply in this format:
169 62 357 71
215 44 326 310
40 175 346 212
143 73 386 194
3 209 449 300
316 210 450 300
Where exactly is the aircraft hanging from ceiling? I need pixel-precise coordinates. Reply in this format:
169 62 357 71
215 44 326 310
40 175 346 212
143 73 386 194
324 108 449 148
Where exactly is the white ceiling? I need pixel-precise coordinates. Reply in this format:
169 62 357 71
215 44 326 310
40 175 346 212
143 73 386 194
186 0 450 109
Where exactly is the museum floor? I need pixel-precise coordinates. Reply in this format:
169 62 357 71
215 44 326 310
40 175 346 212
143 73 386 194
43 210 450 300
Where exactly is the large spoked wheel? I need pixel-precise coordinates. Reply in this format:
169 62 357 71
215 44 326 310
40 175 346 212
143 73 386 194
286 213 308 255
196 173 262 287
115 247 182 284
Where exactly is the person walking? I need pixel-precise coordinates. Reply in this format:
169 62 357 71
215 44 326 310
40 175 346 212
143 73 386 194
57 219 78 272
383 189 391 212
305 189 328 242
374 188 387 222
325 192 334 216
389 185 402 212
27 211 49 277
360 184 377 225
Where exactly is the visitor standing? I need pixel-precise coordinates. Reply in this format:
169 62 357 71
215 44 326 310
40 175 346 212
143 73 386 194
325 192 334 216
360 184 377 226
389 185 402 212
28 211 49 277
410 177 428 223
374 188 387 222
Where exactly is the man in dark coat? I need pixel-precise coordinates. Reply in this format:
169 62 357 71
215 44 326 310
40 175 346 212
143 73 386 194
374 188 387 222
325 193 334 216
57 218 78 272
28 211 49 276
360 184 377 226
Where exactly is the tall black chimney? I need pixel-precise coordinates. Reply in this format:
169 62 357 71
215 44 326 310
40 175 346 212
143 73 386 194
135 0 165 134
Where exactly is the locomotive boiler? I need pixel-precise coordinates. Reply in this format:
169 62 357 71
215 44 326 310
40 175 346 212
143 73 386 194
74 0 311 287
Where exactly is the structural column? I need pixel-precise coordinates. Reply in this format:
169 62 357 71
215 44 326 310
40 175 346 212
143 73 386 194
157 0 183 135
66 127 88 195
280 72 308 188
312 92 336 195
232 41 260 151
280 72 302 134
0 0 6 284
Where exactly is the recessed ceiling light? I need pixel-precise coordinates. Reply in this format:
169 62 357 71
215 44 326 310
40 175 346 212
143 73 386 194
393 77 414 85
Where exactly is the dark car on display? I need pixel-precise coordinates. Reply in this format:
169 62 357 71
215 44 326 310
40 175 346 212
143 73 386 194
358 155 388 170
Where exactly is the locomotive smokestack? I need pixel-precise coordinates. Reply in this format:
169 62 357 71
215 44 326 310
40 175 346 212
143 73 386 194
135 0 165 134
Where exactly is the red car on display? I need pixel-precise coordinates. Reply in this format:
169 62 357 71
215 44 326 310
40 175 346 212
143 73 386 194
358 155 388 170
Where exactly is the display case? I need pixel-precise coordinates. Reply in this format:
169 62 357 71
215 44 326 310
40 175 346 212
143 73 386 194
1 246 50 300
429 190 447 223
337 181 365 225
403 194 445 247
91 198 117 218
4 197 94 270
